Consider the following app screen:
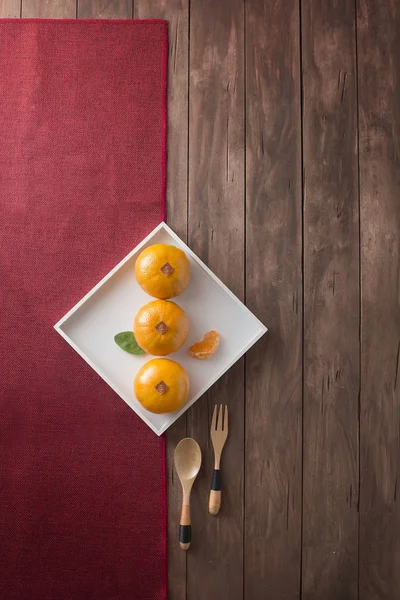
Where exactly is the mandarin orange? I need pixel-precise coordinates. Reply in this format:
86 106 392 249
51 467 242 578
135 243 190 299
134 299 189 356
134 358 189 413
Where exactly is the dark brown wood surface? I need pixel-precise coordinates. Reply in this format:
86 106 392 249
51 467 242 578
22 0 75 17
0 0 20 17
78 0 131 18
12 1 400 598
186 1 245 599
357 1 400 599
302 1 360 599
245 0 302 598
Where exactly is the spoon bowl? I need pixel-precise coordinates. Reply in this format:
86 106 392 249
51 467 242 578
174 437 202 481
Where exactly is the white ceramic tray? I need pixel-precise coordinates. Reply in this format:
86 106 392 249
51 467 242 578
54 223 267 435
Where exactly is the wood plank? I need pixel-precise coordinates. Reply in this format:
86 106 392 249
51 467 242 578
357 1 400 598
186 1 244 598
22 0 75 17
301 1 359 598
135 0 189 242
133 3 189 599
0 0 21 17
245 0 302 598
78 0 131 18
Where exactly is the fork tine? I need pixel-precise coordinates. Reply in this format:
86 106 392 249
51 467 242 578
218 404 224 430
211 404 218 431
224 405 228 432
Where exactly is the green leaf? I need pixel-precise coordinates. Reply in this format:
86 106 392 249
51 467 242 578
114 331 146 355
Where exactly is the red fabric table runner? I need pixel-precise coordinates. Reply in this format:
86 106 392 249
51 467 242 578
0 20 167 600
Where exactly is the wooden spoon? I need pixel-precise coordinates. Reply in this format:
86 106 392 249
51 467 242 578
174 437 202 550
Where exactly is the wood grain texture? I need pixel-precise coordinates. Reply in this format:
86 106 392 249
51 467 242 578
245 1 302 598
135 0 189 241
0 0 21 17
134 2 189 598
357 1 400 598
186 0 244 598
22 0 75 17
301 1 359 598
78 0 131 18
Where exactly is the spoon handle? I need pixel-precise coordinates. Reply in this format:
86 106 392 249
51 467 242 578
179 503 191 550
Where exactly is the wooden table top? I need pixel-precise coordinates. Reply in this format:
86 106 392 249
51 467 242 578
6 1 399 599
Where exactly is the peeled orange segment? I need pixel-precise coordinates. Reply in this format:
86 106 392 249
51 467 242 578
189 330 220 360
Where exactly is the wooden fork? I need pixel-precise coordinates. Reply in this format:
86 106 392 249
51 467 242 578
209 404 228 515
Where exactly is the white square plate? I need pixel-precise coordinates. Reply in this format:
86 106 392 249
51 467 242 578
55 223 267 435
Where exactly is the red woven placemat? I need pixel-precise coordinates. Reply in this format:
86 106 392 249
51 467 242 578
0 19 167 600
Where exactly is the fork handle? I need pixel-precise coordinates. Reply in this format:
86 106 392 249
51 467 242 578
209 469 221 515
